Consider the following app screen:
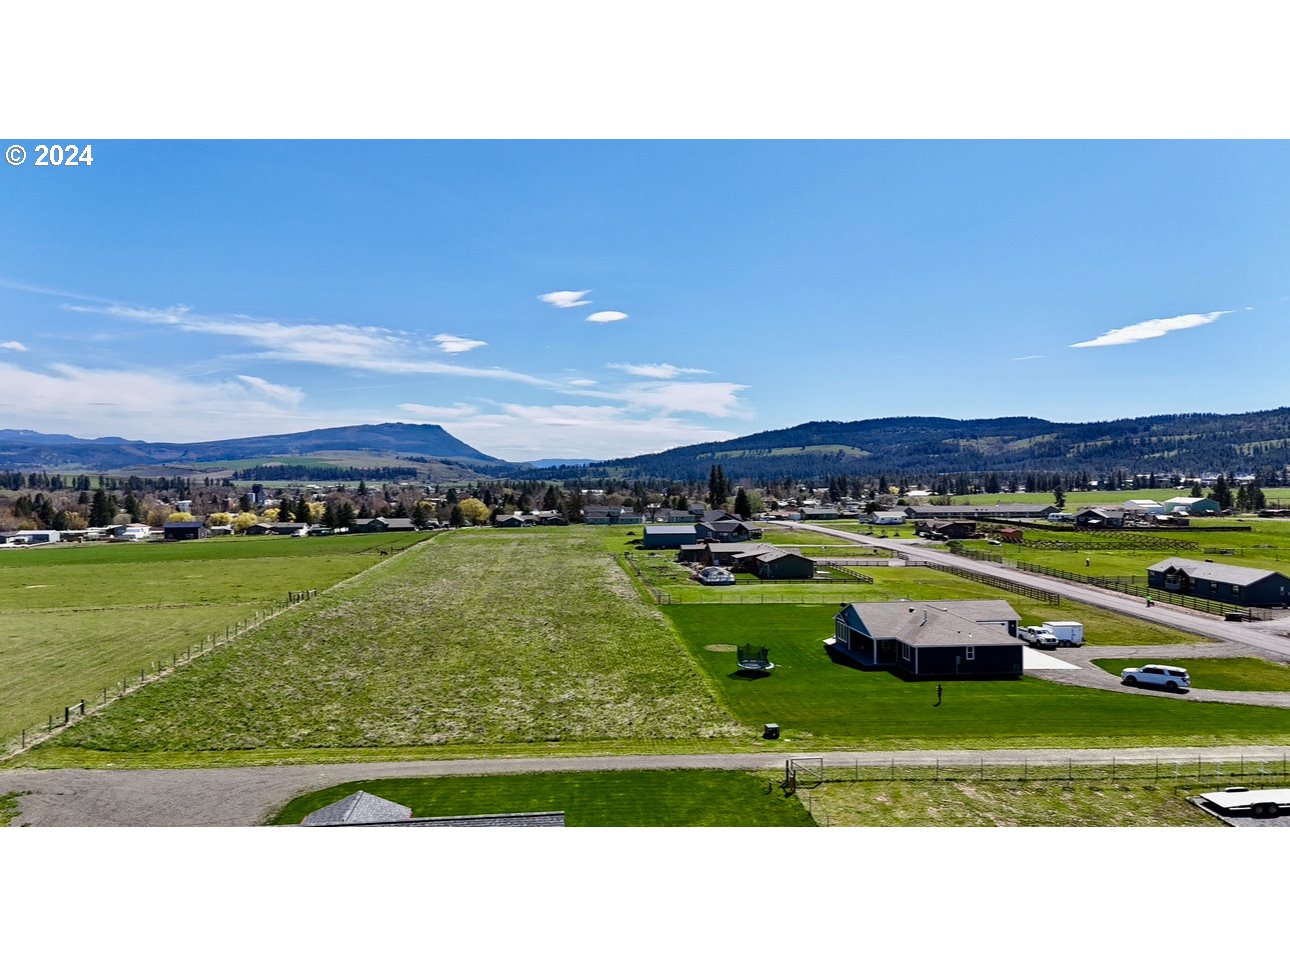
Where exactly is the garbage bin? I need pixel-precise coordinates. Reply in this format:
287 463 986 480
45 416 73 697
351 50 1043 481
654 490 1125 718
763 723 780 740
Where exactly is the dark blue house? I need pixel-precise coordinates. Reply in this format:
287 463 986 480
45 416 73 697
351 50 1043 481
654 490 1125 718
1147 558 1290 608
831 600 1023 677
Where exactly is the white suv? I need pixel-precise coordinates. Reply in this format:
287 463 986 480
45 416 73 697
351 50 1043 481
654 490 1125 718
1121 664 1190 691
1018 625 1059 648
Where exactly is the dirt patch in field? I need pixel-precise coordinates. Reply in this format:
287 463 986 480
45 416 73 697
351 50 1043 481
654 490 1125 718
705 643 738 653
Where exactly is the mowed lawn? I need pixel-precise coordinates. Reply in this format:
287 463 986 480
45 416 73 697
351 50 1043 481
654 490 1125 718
665 605 1290 749
270 770 814 826
49 528 739 754
0 533 427 744
1092 657 1290 692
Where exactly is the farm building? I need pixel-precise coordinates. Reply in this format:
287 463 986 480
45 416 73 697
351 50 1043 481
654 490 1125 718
1122 499 1165 514
701 543 777 568
914 520 977 540
830 600 1023 677
1161 496 1221 516
13 529 62 544
799 507 840 521
1075 507 1126 528
749 549 815 580
904 504 1056 521
998 526 1024 543
1146 558 1290 608
163 521 207 541
642 525 699 549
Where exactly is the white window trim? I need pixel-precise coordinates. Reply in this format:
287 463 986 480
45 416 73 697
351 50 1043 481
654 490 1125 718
965 645 975 661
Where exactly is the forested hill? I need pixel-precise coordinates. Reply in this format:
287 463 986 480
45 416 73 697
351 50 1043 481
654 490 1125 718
541 408 1290 481
0 422 500 471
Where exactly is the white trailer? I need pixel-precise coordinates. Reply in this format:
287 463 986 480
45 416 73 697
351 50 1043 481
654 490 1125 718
1199 787 1290 818
1041 621 1083 646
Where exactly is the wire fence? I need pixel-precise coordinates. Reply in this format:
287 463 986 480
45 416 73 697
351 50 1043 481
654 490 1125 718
896 553 1061 605
2 589 319 761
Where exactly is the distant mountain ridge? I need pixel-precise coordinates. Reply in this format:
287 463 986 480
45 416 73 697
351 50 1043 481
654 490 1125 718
0 422 500 471
542 408 1290 480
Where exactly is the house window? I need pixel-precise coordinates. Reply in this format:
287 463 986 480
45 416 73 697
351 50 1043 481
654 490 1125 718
901 643 911 661
1232 585 1241 596
965 646 975 661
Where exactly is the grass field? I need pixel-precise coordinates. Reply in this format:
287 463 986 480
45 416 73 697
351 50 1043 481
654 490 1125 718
42 528 739 756
664 604 1290 749
0 532 428 744
269 770 815 826
1091 657 1290 691
803 769 1221 826
610 533 1205 645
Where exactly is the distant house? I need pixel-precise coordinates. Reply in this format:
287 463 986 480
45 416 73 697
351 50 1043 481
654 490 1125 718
830 600 1023 677
998 526 1024 543
1075 507 1126 529
13 529 62 544
163 521 207 541
650 507 699 524
695 519 752 543
1122 499 1164 514
870 509 909 527
642 525 699 549
532 511 567 526
1146 557 1290 608
352 517 417 533
583 505 644 526
1161 496 1221 516
494 514 533 528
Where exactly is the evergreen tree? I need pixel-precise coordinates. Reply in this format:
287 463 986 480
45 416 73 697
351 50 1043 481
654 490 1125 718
733 487 752 520
1190 480 1203 498
89 488 113 527
449 503 465 528
1053 483 1065 510
1209 474 1232 510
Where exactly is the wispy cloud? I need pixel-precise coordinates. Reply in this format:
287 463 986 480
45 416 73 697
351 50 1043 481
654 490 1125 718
609 362 711 379
586 311 628 324
398 402 480 420
235 374 304 406
1070 310 1232 349
434 402 731 461
432 333 487 354
1 340 27 352
566 378 597 387
618 380 748 417
64 302 548 385
538 290 591 309
1010 354 1043 362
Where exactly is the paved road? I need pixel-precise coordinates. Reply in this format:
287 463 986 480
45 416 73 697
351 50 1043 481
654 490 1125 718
783 522 1290 659
6 745 1290 826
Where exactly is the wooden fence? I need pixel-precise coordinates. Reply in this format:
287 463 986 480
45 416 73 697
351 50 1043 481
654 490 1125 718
897 552 1060 604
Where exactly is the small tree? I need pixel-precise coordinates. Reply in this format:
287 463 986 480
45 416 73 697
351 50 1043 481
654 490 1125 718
458 497 490 526
449 503 466 528
232 512 259 533
733 487 752 520
1209 474 1233 510
1053 483 1066 510
1190 480 1203 498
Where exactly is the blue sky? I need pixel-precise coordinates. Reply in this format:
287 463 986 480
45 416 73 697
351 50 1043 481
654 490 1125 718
2 140 1289 461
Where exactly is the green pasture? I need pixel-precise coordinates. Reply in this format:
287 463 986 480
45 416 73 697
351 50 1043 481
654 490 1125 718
0 532 429 747
43 528 739 756
803 767 1221 826
664 604 1290 749
1092 657 1290 692
610 532 1202 645
269 769 814 826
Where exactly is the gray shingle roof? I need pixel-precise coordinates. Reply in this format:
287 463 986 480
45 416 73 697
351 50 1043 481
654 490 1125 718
840 600 1020 647
1147 557 1282 586
301 791 413 826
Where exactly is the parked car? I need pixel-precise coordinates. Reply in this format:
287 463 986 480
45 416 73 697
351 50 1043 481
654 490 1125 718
1121 664 1190 691
1017 625 1059 648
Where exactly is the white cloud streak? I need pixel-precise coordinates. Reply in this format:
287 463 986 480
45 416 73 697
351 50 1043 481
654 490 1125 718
1 340 28 352
1070 310 1232 348
235 374 305 406
538 290 591 309
432 333 487 354
65 302 549 385
586 310 628 324
609 362 711 379
397 402 481 420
